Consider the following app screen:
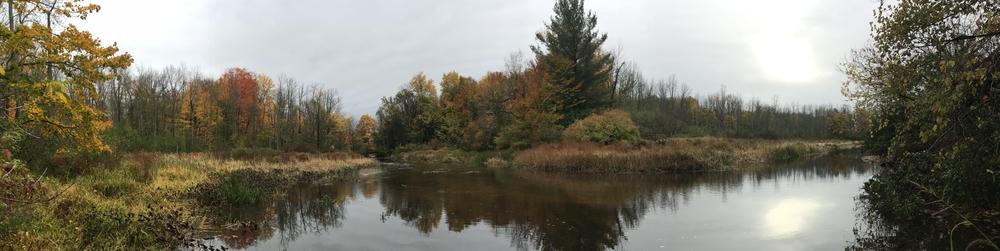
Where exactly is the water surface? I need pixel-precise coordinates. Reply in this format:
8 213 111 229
207 154 873 250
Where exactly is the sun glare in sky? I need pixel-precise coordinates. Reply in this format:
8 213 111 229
739 0 823 84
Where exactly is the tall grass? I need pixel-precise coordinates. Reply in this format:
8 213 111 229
1 151 377 250
218 175 264 205
515 142 707 173
514 137 855 173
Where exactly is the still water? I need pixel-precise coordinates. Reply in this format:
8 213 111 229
206 154 874 250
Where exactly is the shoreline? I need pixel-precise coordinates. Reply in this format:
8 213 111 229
0 152 377 250
389 138 861 173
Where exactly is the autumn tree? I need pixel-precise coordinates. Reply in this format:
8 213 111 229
438 71 477 145
177 79 222 150
352 114 377 153
375 73 442 152
215 68 260 148
533 0 613 125
496 60 564 149
0 0 132 169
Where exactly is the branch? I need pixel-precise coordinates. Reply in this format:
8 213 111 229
946 31 1000 42
22 117 76 129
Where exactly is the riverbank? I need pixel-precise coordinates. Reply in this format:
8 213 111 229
388 146 514 167
385 138 859 173
0 152 376 250
514 138 858 172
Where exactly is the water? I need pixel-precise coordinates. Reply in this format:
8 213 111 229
203 154 874 250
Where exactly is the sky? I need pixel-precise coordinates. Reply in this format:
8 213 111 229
77 0 877 117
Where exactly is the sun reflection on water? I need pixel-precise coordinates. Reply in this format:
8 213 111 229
763 198 822 239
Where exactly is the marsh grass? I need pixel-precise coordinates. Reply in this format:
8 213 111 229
217 175 264 205
0 152 376 250
391 146 514 167
767 143 815 162
514 137 857 173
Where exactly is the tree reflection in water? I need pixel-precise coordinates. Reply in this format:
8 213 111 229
206 153 871 250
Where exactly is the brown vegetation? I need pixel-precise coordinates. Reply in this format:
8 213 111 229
513 138 857 173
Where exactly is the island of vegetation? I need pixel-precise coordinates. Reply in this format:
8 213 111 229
0 0 997 250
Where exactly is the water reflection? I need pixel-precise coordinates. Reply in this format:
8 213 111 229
205 153 873 250
763 198 823 239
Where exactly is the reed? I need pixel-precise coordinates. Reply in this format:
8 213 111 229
513 137 857 172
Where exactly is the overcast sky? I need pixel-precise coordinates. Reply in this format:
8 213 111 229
78 0 877 116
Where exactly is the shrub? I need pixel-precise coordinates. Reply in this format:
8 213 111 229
563 109 640 144
495 110 564 149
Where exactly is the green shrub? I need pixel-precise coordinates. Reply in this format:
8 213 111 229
563 109 640 144
495 110 564 149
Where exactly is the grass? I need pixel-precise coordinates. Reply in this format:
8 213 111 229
390 146 514 168
0 151 376 250
217 175 263 205
513 137 858 173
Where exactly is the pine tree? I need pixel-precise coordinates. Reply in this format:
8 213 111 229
532 0 613 125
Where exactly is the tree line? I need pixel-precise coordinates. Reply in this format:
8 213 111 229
92 66 377 154
373 0 868 154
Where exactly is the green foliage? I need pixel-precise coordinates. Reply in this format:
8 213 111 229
563 109 640 144
218 176 263 206
533 0 614 124
495 110 564 149
376 74 445 154
843 0 1000 248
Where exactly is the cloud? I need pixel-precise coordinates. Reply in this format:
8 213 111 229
78 0 876 116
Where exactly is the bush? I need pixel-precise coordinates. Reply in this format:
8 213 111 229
495 110 564 149
767 143 813 162
563 109 640 144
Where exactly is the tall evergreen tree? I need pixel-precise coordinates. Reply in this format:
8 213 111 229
532 0 613 125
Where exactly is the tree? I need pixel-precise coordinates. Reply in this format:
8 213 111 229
353 114 377 153
438 71 477 145
532 0 613 125
177 79 222 150
216 68 260 147
0 0 132 169
375 73 442 152
843 0 1000 248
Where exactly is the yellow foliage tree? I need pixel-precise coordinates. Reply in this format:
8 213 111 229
353 114 376 153
0 1 132 168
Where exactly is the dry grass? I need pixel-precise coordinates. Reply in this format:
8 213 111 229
514 137 858 173
0 151 378 250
